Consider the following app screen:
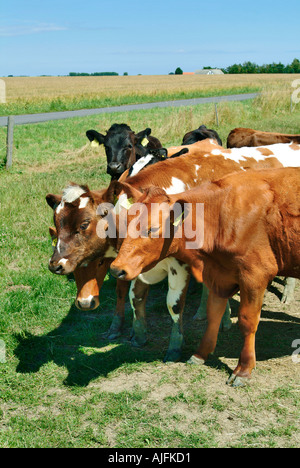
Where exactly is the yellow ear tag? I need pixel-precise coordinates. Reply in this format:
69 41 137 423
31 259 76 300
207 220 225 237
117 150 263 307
141 137 148 147
91 139 100 147
173 212 184 227
52 238 58 247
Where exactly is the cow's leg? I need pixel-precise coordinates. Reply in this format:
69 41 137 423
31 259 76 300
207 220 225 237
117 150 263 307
137 259 189 361
281 277 296 304
193 284 209 320
164 264 190 363
188 290 228 365
227 287 265 387
194 284 232 331
107 279 130 339
129 278 150 347
221 302 232 331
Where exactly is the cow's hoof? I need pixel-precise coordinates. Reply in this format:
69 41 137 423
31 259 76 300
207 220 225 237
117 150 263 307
163 349 181 363
130 335 147 348
106 316 123 340
193 311 206 321
226 374 248 387
219 321 232 332
106 330 122 340
187 355 205 365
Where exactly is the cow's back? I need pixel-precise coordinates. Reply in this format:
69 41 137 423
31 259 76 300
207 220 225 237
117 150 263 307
218 168 300 276
227 127 300 148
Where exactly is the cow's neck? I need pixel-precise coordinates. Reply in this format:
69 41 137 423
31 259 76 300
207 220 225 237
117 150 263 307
169 188 223 279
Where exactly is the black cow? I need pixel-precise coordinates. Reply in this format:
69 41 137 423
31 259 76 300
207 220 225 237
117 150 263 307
86 123 162 180
182 125 222 146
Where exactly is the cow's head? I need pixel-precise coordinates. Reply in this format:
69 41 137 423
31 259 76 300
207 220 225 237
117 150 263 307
86 123 153 179
46 185 114 275
46 181 144 276
110 187 181 281
48 226 112 310
182 125 222 146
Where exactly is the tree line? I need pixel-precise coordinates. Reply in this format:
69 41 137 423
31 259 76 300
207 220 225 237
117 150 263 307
222 58 300 74
69 72 119 76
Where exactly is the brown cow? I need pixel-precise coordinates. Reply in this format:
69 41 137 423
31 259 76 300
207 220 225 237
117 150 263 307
227 127 300 149
110 167 300 386
227 128 300 303
47 142 300 360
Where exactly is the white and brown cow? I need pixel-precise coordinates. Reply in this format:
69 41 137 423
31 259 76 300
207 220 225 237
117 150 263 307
110 167 300 386
227 127 300 303
227 127 300 149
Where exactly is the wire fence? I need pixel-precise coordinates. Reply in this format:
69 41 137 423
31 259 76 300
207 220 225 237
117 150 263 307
1 93 261 170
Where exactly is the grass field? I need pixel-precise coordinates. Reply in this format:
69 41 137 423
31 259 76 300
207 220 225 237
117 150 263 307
0 78 299 448
0 73 299 115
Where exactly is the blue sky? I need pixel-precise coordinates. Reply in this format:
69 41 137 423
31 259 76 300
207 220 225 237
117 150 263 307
1 0 300 76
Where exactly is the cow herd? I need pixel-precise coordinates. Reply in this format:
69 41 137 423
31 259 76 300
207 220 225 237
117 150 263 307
46 123 300 387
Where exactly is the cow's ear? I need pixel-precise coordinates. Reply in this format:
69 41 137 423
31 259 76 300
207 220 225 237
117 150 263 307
46 194 62 210
135 128 152 146
148 148 168 159
118 169 129 182
158 148 168 159
169 148 189 159
105 181 142 205
86 129 105 147
49 226 57 239
49 227 58 250
170 199 186 228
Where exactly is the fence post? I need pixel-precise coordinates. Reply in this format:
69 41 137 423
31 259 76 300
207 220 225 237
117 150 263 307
0 79 6 104
6 115 14 169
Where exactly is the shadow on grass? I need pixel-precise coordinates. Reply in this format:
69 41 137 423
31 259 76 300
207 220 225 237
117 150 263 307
14 302 167 387
14 279 300 387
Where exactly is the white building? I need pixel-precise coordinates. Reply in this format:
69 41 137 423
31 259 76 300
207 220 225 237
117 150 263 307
195 69 224 75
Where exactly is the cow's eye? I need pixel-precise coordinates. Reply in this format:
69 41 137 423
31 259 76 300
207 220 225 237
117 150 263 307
80 221 90 231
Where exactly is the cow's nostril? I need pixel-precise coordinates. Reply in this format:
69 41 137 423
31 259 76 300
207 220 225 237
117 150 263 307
110 267 127 279
76 297 98 311
108 162 123 173
49 263 63 274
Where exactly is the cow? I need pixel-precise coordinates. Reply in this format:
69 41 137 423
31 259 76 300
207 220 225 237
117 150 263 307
46 141 300 361
109 167 300 386
227 127 300 149
182 125 222 146
86 123 162 180
227 128 300 303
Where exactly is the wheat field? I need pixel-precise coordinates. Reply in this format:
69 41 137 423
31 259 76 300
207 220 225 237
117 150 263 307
1 73 299 116
1 73 298 100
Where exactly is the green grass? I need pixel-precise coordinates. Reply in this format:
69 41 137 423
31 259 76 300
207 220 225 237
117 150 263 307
0 85 260 116
0 96 299 448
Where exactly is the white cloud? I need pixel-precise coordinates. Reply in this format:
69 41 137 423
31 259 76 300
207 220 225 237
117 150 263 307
0 23 67 37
